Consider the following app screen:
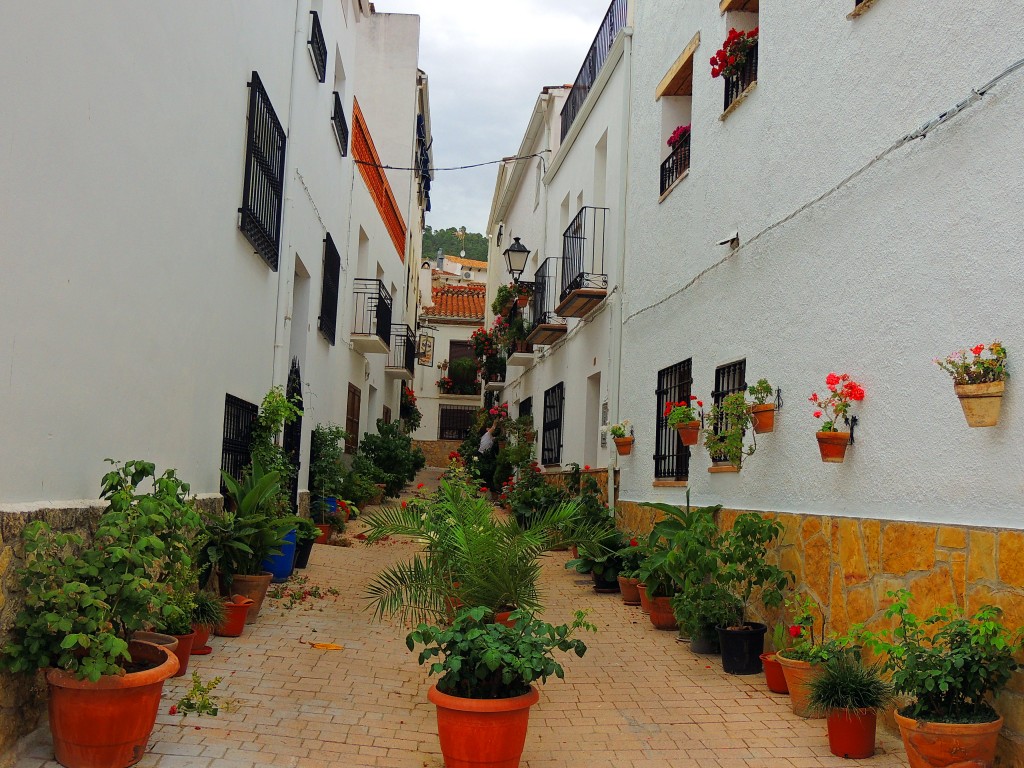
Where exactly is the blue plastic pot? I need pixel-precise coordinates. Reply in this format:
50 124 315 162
262 529 297 583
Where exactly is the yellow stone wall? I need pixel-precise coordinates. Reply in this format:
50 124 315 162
616 501 1024 763
412 439 463 468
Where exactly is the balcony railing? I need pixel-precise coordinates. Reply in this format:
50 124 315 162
308 11 327 83
332 91 349 157
560 0 628 141
526 258 567 346
557 206 608 318
386 324 416 378
724 42 758 111
660 133 691 195
352 278 392 352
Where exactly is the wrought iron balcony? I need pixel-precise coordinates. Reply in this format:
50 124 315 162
560 0 628 141
332 92 349 157
660 133 691 196
557 206 608 318
724 42 758 111
308 11 327 83
526 258 567 347
386 324 416 380
352 278 392 354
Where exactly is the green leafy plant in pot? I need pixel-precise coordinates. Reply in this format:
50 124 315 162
776 595 849 717
310 423 348 522
864 589 1021 768
1 460 195 768
703 392 756 471
294 516 322 569
408 606 594 768
564 524 625 593
713 513 791 675
808 650 895 759
189 591 225 655
747 378 776 433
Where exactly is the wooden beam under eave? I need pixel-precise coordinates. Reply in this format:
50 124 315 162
720 0 759 13
655 31 700 100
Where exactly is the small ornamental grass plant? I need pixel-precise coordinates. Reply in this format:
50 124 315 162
809 373 865 432
407 606 594 700
808 652 895 716
935 342 1007 384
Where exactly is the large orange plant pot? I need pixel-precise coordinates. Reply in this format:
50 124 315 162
45 640 179 768
648 595 678 631
675 421 701 446
894 710 1003 768
428 684 539 768
775 653 823 718
225 572 272 618
827 709 877 759
749 404 776 433
955 381 1005 427
214 595 254 637
815 431 850 463
618 576 641 605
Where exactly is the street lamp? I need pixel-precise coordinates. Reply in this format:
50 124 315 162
502 237 530 284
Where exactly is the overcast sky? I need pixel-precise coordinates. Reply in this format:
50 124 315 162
380 0 613 234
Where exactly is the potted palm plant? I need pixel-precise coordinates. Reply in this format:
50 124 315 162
1 460 195 768
808 651 896 759
935 342 1008 427
408 607 593 768
866 589 1021 768
747 378 776 433
665 396 703 446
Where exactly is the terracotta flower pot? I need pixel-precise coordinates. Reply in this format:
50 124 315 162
759 653 789 694
675 421 701 446
613 436 634 455
428 683 539 768
225 571 272 618
955 380 1005 427
618 576 641 605
46 640 179 768
131 632 178 654
648 595 678 631
827 708 877 759
516 295 529 308
749 403 776 433
637 583 651 614
214 595 254 637
169 632 195 678
493 610 516 628
816 431 850 463
893 710 1003 768
775 653 823 718
191 624 213 656
314 523 332 545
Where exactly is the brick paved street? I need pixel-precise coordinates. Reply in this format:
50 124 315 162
14 470 906 768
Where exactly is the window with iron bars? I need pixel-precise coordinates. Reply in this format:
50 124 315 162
654 360 692 480
542 383 565 465
519 397 533 420
308 11 327 83
239 71 286 270
318 234 341 344
439 405 476 441
221 394 258 490
710 359 747 462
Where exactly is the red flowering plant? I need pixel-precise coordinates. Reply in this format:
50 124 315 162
667 124 691 148
777 595 847 664
665 395 704 428
436 375 455 394
935 342 1007 385
616 536 646 579
710 27 758 80
809 373 865 433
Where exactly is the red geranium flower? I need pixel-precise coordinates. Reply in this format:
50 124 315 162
789 625 803 638
971 344 985 356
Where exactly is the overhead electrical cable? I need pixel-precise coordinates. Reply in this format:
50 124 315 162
354 150 550 173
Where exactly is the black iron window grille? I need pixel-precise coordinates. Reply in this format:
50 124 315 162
560 0 628 141
332 91 349 157
542 382 565 465
654 359 692 480
724 42 758 111
352 278 392 348
439 405 477 441
561 206 609 300
221 394 258 489
318 233 341 345
239 71 287 270
388 324 417 374
660 132 691 195
345 383 361 455
710 359 747 462
308 11 327 83
283 358 303 508
531 258 566 329
519 397 533 420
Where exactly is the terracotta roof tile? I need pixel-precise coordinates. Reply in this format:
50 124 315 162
424 282 486 321
444 254 488 270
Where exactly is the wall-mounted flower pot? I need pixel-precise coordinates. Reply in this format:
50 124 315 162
675 421 700 446
613 436 634 455
893 710 1003 768
516 295 530 308
815 431 851 463
708 461 740 473
749 404 776 433
955 380 1005 427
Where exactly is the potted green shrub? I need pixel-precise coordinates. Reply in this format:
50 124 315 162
704 392 756 471
866 589 1021 768
565 525 624 593
408 606 593 768
616 537 645 605
808 652 896 759
747 378 776 433
189 591 225 656
1 460 196 768
310 423 348 531
665 396 703 446
714 513 791 674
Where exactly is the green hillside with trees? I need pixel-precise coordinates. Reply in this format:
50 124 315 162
422 226 488 261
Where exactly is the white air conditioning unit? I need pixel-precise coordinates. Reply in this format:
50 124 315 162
463 271 472 279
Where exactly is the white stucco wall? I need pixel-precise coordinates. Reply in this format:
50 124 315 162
618 0 1024 527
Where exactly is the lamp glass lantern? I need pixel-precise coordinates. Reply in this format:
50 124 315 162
502 237 530 283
